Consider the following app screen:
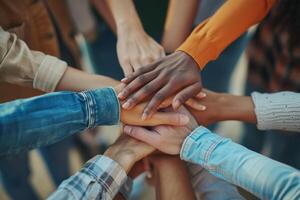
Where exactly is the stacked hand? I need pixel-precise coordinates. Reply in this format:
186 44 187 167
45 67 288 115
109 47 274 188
118 51 202 120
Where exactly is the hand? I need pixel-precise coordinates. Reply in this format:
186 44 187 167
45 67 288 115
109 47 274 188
119 51 202 120
117 24 165 76
115 83 190 126
104 134 155 173
123 106 198 155
185 89 256 125
121 101 189 126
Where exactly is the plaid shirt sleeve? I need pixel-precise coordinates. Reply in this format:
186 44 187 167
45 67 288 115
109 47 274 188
47 155 132 200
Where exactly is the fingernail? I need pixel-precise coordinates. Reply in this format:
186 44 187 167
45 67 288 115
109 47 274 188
124 126 131 134
118 92 124 99
122 101 131 109
200 105 206 111
141 113 148 121
146 171 152 178
197 92 207 98
173 100 181 109
121 78 128 82
180 115 189 125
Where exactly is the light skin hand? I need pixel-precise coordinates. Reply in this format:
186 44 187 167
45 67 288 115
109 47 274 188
115 84 190 126
119 51 202 120
104 134 155 173
117 23 165 76
123 106 198 155
107 0 165 76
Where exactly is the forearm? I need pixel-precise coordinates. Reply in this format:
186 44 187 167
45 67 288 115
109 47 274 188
216 93 256 123
154 156 196 200
0 88 119 155
177 0 275 69
91 0 117 33
106 0 143 34
181 127 300 199
161 0 199 53
55 67 119 92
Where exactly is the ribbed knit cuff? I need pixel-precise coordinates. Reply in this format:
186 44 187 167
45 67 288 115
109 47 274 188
252 92 300 132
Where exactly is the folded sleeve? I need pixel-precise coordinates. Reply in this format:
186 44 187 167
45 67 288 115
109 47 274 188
251 91 300 132
0 27 67 92
47 155 130 200
177 0 275 69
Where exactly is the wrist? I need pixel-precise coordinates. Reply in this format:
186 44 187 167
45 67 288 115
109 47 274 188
104 146 136 173
116 19 143 36
218 94 256 123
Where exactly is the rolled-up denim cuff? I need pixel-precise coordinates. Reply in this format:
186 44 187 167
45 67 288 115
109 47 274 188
33 55 67 92
180 126 224 169
79 88 120 128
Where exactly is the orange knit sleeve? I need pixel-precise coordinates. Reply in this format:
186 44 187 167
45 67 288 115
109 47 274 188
177 0 276 70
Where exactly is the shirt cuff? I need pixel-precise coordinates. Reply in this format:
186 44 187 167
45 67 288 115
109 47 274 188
86 155 129 198
79 87 120 128
119 176 133 199
251 92 300 132
180 126 224 168
176 19 219 70
33 55 67 92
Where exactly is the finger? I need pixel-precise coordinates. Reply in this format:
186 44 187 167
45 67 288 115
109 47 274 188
142 83 178 120
122 76 165 109
173 82 203 110
140 55 155 67
185 99 206 111
124 125 159 147
143 158 152 178
131 57 143 72
118 71 158 101
120 59 134 77
121 62 158 83
196 91 207 99
158 97 173 109
152 112 189 126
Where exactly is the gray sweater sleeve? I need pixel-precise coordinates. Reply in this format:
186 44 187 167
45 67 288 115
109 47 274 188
251 92 300 132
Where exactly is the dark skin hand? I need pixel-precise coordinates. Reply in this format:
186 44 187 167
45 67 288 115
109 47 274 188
118 51 202 119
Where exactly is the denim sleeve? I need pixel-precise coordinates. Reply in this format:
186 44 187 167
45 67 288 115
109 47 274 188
181 126 300 200
0 87 119 155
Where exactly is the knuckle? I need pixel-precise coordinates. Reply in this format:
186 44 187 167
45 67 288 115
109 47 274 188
154 92 165 102
142 84 154 94
137 74 147 83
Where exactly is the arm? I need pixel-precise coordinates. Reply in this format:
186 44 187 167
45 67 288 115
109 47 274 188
0 27 117 92
48 134 155 200
181 126 300 200
187 90 300 132
106 0 165 75
188 164 244 199
161 0 199 53
177 0 276 69
150 155 196 200
0 87 188 155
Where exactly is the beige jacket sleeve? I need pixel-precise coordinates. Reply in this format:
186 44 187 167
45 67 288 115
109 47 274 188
0 27 67 92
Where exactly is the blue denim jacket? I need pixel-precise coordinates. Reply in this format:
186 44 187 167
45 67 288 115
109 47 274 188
0 87 119 155
181 126 300 200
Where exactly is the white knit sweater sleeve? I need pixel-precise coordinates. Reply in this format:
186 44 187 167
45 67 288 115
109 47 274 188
251 91 300 132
